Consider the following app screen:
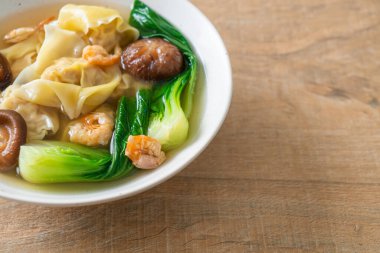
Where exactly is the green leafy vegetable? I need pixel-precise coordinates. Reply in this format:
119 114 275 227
130 89 152 135
19 141 112 183
104 89 151 180
130 0 198 151
19 90 152 183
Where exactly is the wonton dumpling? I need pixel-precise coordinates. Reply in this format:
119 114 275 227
41 58 84 85
14 22 86 85
87 21 120 52
41 57 113 87
11 52 37 78
13 65 121 119
0 32 44 77
58 4 139 48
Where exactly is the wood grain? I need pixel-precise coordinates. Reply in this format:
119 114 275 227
2 0 380 252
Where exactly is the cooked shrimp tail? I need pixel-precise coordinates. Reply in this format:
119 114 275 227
125 135 166 169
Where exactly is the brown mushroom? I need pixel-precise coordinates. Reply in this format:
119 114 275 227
121 38 184 81
0 53 13 91
0 110 27 172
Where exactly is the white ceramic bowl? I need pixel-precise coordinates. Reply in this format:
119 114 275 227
0 0 232 206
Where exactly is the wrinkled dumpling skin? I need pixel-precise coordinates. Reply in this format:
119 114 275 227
41 58 84 85
13 65 121 119
0 32 44 77
58 4 139 54
0 91 59 140
41 57 114 87
14 22 86 85
58 4 139 34
87 21 119 52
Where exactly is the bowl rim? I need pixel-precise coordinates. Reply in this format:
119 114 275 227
0 0 232 206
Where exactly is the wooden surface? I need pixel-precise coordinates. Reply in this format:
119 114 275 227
2 0 380 252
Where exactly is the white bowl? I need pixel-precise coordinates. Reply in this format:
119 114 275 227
0 0 232 206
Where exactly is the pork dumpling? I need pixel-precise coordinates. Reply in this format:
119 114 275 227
58 4 139 49
41 57 114 87
41 58 84 85
0 32 44 77
13 65 121 119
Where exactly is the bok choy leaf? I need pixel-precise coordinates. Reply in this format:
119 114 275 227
130 0 198 151
104 89 151 180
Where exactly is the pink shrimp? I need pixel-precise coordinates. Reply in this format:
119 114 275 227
125 135 166 169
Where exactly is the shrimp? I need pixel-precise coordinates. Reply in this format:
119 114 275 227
3 16 55 44
3 27 35 44
82 45 120 67
36 16 56 31
125 135 166 169
69 111 114 147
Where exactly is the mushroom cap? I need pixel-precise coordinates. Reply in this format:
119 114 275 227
0 110 27 172
0 53 13 91
121 38 184 81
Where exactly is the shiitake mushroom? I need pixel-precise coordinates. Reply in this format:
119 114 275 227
0 110 27 172
0 53 12 91
121 38 184 81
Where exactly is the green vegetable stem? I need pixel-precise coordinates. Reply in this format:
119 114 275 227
104 89 152 180
130 0 198 151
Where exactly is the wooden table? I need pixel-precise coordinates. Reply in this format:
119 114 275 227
2 0 380 252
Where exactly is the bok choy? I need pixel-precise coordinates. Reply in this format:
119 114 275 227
130 0 198 151
19 141 112 183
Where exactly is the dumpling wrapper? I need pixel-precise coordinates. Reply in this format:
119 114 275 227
58 4 139 46
14 22 86 85
13 65 121 119
41 57 115 87
10 21 122 119
0 32 44 77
